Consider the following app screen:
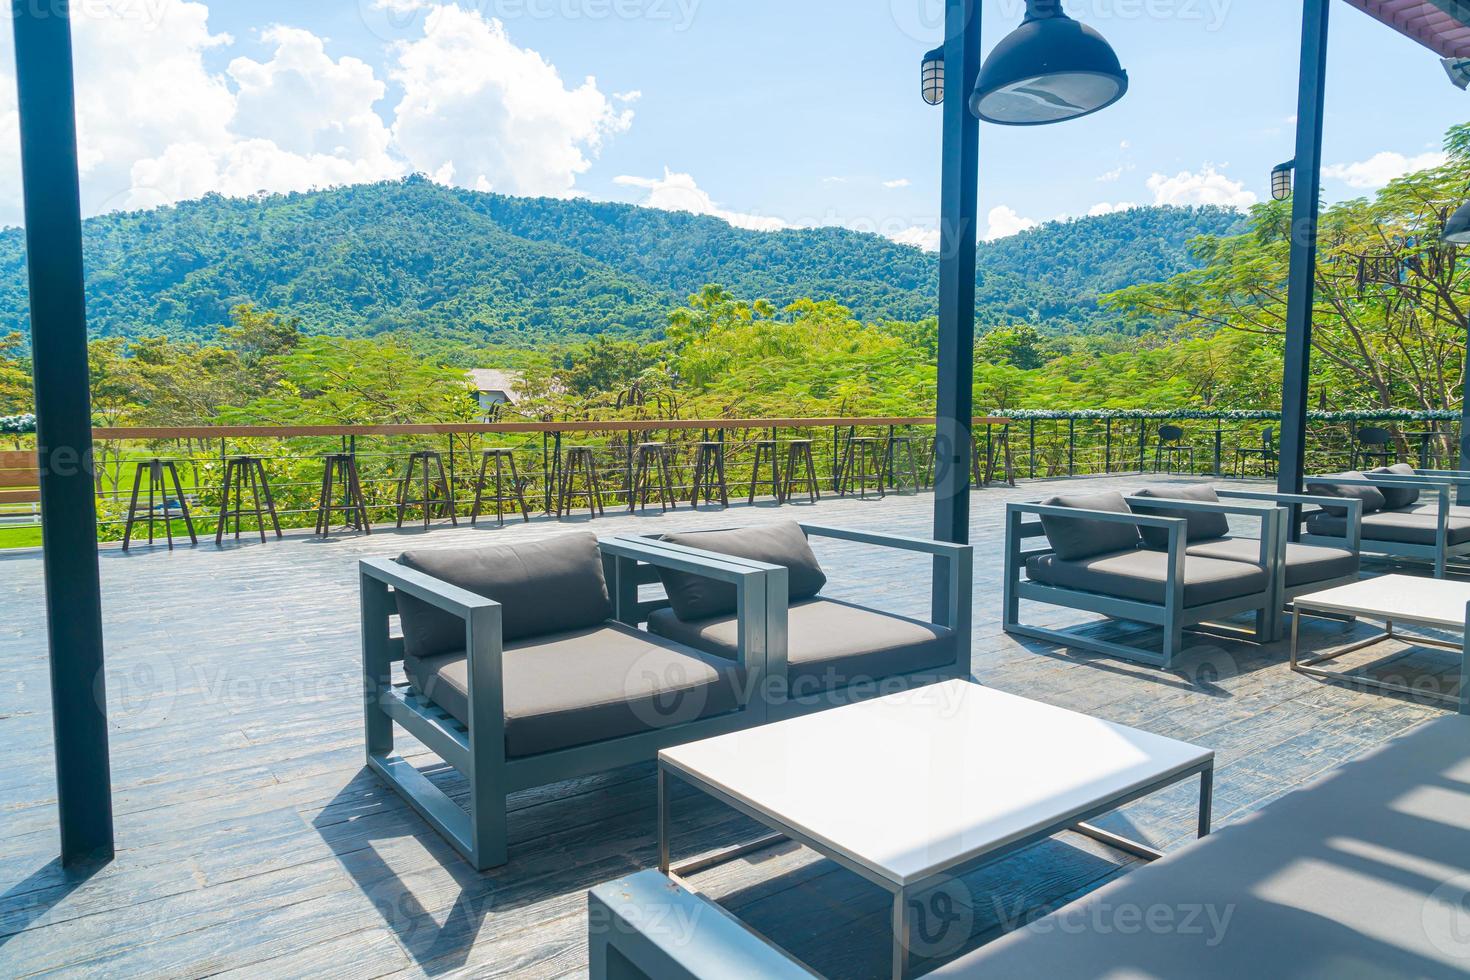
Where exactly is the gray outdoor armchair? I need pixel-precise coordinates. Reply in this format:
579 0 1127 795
621 521 973 717
359 532 772 870
1302 465 1467 577
1004 489 1285 669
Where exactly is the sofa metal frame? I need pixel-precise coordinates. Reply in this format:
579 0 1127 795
360 537 774 870
623 523 973 719
1004 499 1284 670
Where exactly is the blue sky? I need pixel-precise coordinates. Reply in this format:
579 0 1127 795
1 1 1465 242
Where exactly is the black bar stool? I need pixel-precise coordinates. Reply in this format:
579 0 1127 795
979 427 1017 487
559 446 606 517
122 458 196 551
216 455 282 545
780 439 821 504
629 441 677 513
884 435 922 495
396 450 457 529
316 453 370 536
839 436 886 498
748 439 783 504
689 440 729 508
472 448 530 527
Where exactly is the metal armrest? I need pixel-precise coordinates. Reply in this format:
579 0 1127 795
599 537 780 681
799 522 972 637
360 556 500 618
1011 501 1185 530
797 523 970 558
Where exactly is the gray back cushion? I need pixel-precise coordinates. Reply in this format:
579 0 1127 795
657 522 827 621
1037 492 1141 561
1369 464 1420 510
1306 471 1386 517
395 532 612 658
1129 484 1231 550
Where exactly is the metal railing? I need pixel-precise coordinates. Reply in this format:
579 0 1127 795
0 410 1460 543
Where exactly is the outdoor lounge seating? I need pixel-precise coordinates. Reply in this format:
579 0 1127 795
359 532 774 870
589 713 1470 978
626 521 972 715
1302 466 1469 577
1004 487 1324 669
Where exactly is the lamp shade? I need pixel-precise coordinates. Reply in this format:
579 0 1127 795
922 46 945 105
1444 202 1470 245
970 0 1128 125
1271 161 1295 202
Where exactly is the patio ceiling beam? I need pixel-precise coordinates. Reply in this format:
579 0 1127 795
11 1 114 864
1278 0 1332 513
933 0 981 549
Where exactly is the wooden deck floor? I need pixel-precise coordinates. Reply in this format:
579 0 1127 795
0 476 1453 978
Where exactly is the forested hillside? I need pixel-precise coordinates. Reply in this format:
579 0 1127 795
0 176 1243 345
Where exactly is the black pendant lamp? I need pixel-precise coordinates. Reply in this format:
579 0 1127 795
970 0 1129 126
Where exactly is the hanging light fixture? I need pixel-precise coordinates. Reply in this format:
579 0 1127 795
1443 201 1470 245
1271 161 1295 202
921 46 945 106
970 0 1129 126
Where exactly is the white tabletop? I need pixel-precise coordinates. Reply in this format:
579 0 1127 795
1295 575 1470 630
659 680 1212 887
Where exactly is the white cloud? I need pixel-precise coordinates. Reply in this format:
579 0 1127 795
1120 140 1131 150
1096 166 1124 183
882 178 911 189
0 1 633 224
890 225 940 251
1146 166 1257 208
613 90 643 103
983 205 1038 241
389 4 630 197
614 168 787 232
1088 201 1137 216
1324 151 1447 189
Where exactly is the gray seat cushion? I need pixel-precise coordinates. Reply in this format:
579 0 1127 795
1187 536 1359 587
1306 471 1386 517
1025 548 1268 608
1308 509 1470 547
1129 483 1231 549
933 716 1470 979
1037 491 1141 561
1369 462 1421 509
646 598 956 690
402 622 744 758
655 522 827 621
395 532 612 658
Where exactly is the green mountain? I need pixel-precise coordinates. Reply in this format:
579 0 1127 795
0 176 1245 345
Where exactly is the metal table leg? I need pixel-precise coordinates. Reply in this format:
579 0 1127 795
892 886 910 980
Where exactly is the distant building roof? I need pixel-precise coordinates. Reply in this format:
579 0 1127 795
467 369 523 405
1348 0 1470 59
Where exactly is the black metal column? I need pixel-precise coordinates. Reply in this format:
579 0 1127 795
12 0 114 865
933 0 980 546
1278 0 1330 509
1460 317 1470 504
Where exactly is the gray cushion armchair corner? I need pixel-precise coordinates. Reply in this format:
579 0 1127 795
359 532 775 870
1004 491 1284 670
622 521 973 717
1304 470 1469 578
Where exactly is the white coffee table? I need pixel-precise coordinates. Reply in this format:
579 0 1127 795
657 680 1214 978
1291 574 1470 709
